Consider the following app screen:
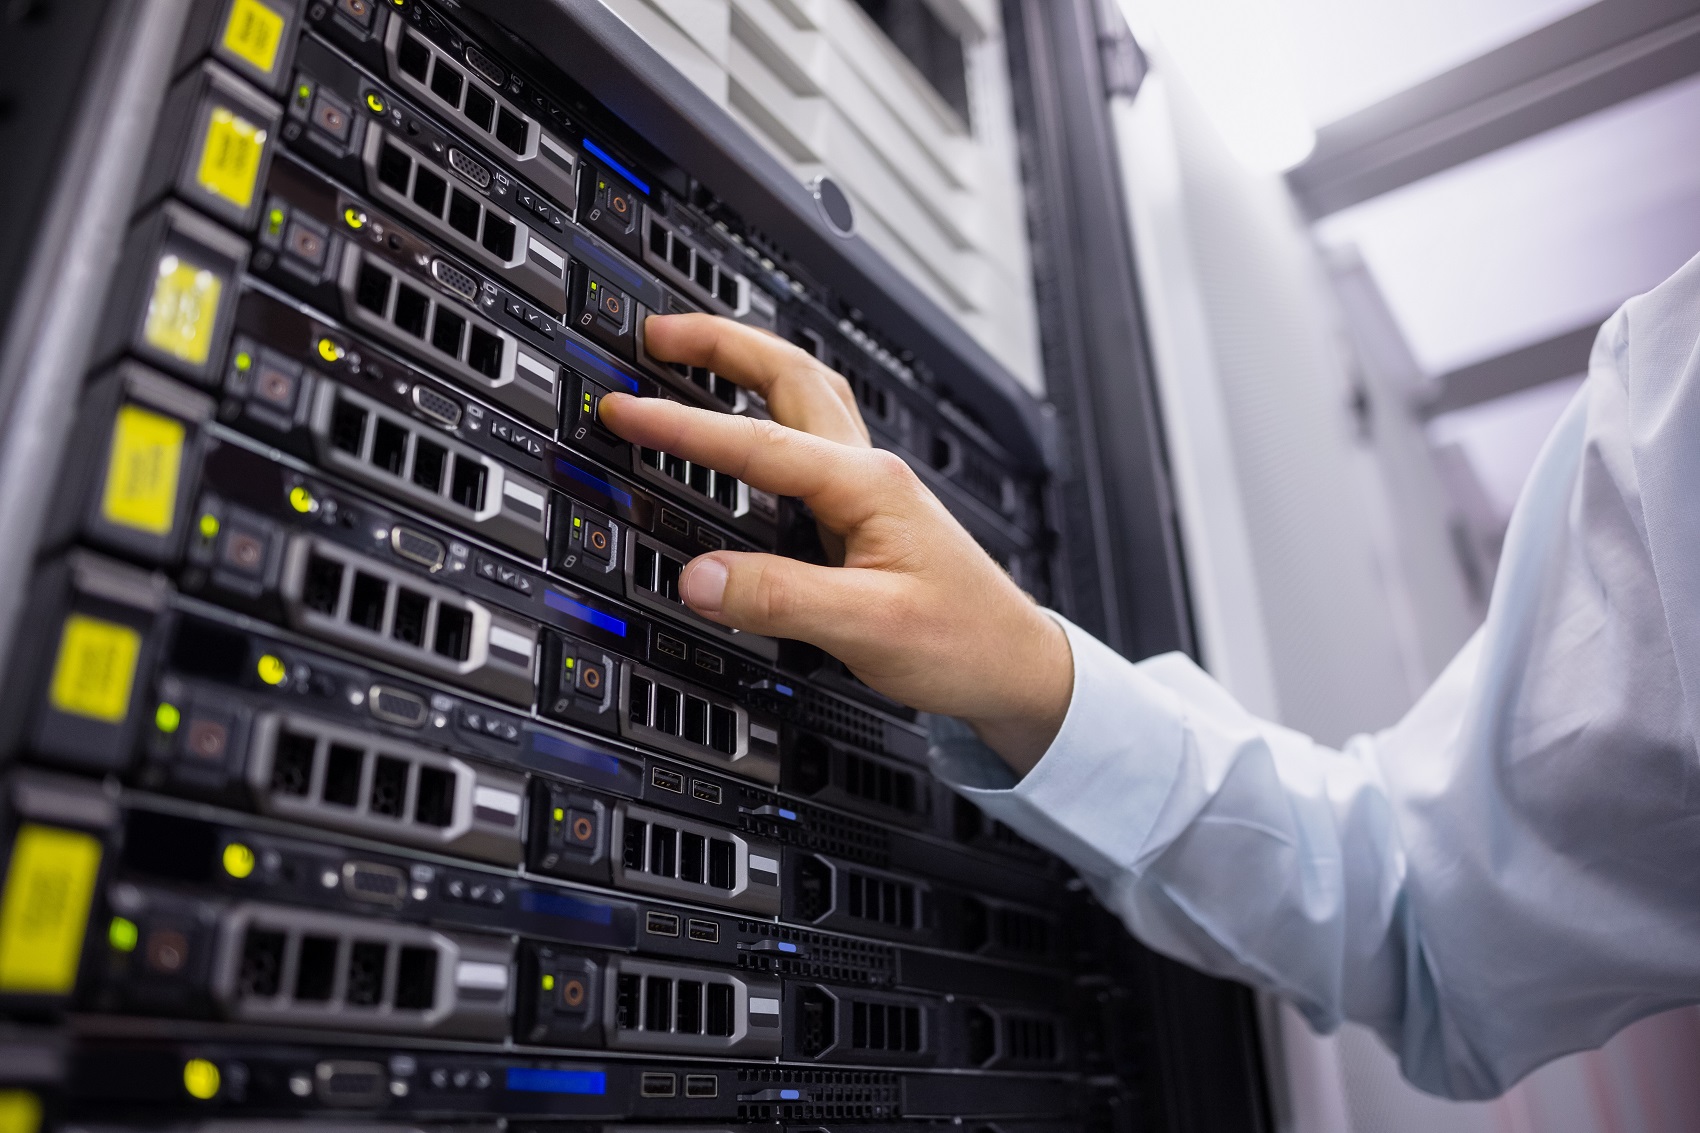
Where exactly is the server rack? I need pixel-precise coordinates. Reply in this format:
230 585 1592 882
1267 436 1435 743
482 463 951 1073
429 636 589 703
0 0 1269 1130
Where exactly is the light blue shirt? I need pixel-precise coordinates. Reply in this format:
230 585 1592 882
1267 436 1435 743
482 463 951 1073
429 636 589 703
932 249 1700 1100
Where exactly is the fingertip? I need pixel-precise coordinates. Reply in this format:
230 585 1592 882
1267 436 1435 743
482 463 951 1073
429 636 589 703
681 555 730 615
642 311 699 360
594 390 633 424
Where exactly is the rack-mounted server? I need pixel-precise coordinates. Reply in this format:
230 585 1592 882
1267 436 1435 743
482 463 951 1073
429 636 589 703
0 0 1270 1129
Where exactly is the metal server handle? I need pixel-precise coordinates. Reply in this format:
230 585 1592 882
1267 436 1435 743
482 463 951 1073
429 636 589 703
0 0 192 684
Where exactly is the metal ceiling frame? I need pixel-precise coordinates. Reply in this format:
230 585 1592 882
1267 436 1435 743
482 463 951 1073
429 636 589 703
1290 0 1700 218
1418 321 1601 419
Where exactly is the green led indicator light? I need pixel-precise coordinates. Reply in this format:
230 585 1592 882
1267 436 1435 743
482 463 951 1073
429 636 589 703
198 513 220 539
234 351 252 371
155 702 182 734
297 83 312 101
108 916 139 952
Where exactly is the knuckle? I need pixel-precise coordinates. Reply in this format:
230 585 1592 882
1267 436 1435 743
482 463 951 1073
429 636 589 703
868 448 917 490
818 365 854 400
748 416 792 449
751 562 795 624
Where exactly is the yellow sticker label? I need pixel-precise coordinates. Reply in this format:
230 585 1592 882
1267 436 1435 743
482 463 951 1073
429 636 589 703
0 825 103 994
0 1092 42 1133
48 614 142 724
142 255 223 366
220 0 285 76
195 106 267 210
100 405 185 536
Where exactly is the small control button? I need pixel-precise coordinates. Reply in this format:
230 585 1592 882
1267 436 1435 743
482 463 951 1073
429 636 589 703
253 363 299 409
284 221 327 268
565 808 597 844
606 187 636 223
583 520 612 563
311 94 352 142
221 527 267 574
575 657 607 697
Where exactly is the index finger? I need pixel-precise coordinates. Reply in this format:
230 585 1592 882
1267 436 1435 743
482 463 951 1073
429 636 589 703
598 392 888 528
644 313 869 447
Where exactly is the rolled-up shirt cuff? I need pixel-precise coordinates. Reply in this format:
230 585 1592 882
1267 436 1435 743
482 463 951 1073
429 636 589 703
927 614 1188 882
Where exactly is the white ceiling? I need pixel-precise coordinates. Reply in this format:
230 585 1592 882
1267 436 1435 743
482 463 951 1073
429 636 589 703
1272 0 1597 126
1269 0 1700 531
1314 72 1700 375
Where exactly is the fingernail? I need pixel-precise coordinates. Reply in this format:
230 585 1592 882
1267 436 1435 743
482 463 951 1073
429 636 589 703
682 557 728 613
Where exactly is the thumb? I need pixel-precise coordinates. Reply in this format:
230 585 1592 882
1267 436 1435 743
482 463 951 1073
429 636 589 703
680 551 895 652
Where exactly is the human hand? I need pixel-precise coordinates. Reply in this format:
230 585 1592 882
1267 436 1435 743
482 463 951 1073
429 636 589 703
597 314 1072 773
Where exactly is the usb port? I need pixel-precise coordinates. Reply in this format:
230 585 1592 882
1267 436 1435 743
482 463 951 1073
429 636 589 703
684 1073 718 1098
645 911 681 937
694 649 724 675
686 918 719 944
656 633 688 660
691 780 722 805
659 508 690 535
639 1072 677 1097
650 766 685 794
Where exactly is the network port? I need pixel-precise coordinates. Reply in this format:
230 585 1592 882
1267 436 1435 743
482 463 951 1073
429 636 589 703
620 661 779 783
214 903 512 1038
606 956 780 1057
312 383 549 559
340 249 558 430
280 536 537 705
364 129 567 315
636 446 745 516
247 711 526 865
612 801 780 916
383 19 579 210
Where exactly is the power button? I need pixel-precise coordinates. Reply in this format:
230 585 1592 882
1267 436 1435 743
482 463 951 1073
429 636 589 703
582 520 612 563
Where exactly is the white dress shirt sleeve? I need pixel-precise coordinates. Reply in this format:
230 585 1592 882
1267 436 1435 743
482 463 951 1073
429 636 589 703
931 249 1700 1100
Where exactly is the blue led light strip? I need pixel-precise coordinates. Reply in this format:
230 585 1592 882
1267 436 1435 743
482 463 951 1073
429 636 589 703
505 1068 608 1095
530 731 627 779
561 337 640 392
518 889 616 926
545 588 628 637
555 456 635 509
583 137 651 195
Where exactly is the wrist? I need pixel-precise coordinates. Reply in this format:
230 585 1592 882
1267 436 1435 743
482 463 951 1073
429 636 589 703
965 605 1073 776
